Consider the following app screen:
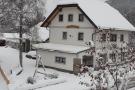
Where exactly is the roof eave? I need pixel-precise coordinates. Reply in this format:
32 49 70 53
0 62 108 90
33 47 80 54
98 26 135 31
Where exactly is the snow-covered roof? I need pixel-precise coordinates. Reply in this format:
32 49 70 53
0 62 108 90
3 33 30 39
43 0 135 31
33 43 90 54
4 33 19 39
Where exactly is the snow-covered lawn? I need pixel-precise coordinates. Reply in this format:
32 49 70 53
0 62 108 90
0 47 91 90
1 46 135 90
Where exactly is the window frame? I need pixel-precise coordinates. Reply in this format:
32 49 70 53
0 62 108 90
55 56 66 64
109 53 116 62
68 14 73 22
110 34 117 42
120 34 124 42
78 32 84 41
62 32 67 40
79 14 84 22
101 34 106 42
59 14 63 22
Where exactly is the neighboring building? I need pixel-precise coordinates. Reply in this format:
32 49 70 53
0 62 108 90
33 0 135 73
4 33 31 52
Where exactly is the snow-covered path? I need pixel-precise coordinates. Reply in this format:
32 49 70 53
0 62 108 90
0 72 8 90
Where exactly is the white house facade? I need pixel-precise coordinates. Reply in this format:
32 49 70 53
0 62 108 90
33 0 135 73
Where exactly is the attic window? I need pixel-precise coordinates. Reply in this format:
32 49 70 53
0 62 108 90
79 14 84 22
59 14 63 22
68 14 73 22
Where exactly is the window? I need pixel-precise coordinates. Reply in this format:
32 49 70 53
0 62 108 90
78 32 84 41
120 34 124 42
110 34 117 42
109 53 116 62
59 14 63 22
62 32 67 40
55 57 66 64
79 14 84 22
68 14 73 22
121 52 125 61
101 34 106 42
100 54 107 64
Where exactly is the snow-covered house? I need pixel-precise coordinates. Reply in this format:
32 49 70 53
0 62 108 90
34 0 135 73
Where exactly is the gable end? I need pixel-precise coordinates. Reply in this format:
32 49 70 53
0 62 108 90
41 4 98 28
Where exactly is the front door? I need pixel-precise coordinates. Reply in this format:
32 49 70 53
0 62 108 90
73 58 81 74
83 55 93 67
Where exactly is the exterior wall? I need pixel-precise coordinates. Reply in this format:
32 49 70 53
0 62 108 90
50 28 94 46
50 7 94 28
94 30 130 63
129 32 135 47
49 7 95 46
37 50 77 71
95 30 129 49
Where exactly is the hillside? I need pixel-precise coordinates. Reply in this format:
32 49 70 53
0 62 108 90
107 0 135 27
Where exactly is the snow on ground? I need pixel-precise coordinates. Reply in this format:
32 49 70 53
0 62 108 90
0 47 90 90
0 72 8 90
1 46 135 90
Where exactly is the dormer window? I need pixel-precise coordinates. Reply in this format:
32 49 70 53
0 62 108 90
59 14 63 22
68 14 73 22
79 14 84 22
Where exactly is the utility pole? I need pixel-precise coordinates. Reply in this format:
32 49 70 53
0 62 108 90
19 14 23 67
19 1 23 68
